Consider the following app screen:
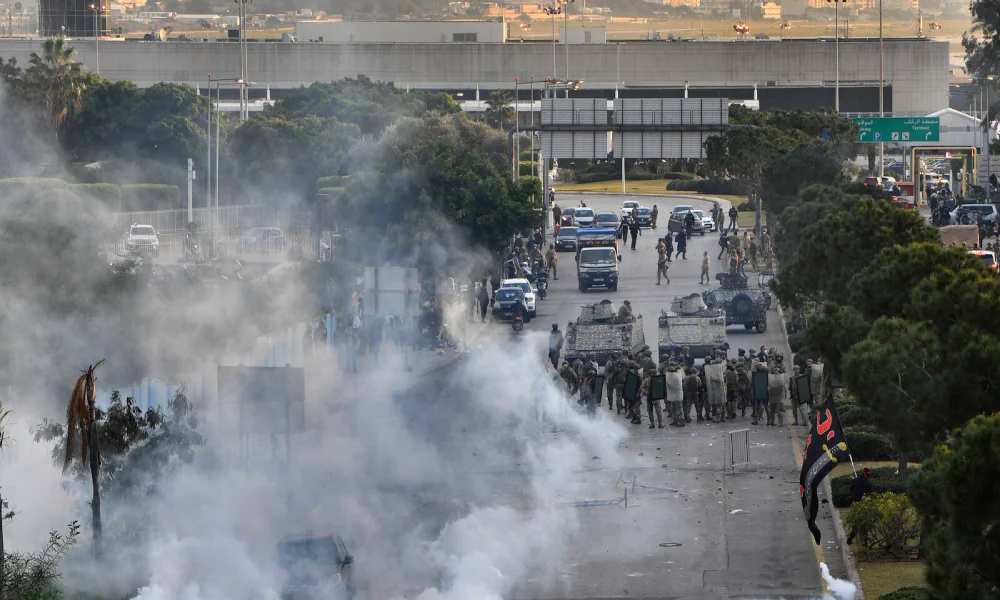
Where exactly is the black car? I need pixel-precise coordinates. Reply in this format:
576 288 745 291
493 287 527 322
555 226 579 252
635 207 653 227
278 534 355 600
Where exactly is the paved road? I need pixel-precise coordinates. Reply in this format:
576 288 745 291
506 193 840 599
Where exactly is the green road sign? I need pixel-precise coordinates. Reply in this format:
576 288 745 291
853 116 940 143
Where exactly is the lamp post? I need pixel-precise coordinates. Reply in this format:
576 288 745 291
235 0 251 122
563 0 574 86
544 3 562 81
207 73 212 220
878 0 884 178
88 2 99 74
827 0 845 112
530 75 535 180
514 76 520 180
212 77 245 248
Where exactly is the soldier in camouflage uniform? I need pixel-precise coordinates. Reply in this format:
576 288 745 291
724 361 739 420
573 357 586 384
735 358 751 417
750 362 769 425
629 360 643 424
767 366 786 426
643 366 664 429
604 352 619 410
615 356 630 415
559 361 579 396
665 363 685 426
789 364 801 425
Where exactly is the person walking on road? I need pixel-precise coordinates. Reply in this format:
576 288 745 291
700 251 711 284
548 324 564 370
684 211 696 236
675 230 688 259
629 219 641 251
552 203 562 226
656 240 670 285
644 367 664 429
728 206 739 231
651 205 659 229
545 244 559 280
664 233 674 262
717 230 729 260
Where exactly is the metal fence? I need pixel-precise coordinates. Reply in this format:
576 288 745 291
110 205 313 235
727 428 751 471
104 229 329 264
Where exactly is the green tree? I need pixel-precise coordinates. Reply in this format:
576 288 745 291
704 125 810 199
761 141 845 214
772 184 858 268
25 38 90 128
485 90 514 130
772 198 938 306
909 413 1000 600
803 303 870 379
963 0 1000 81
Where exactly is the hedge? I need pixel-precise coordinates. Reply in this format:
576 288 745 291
519 161 537 177
877 587 929 600
662 171 695 180
69 183 122 211
831 466 918 508
665 179 741 194
788 331 807 353
846 428 898 461
316 187 345 197
518 150 536 161
839 404 875 427
120 184 181 211
737 201 755 211
316 175 349 190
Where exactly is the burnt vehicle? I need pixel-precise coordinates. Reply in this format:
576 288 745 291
702 272 770 333
564 300 645 364
658 293 727 361
277 533 355 600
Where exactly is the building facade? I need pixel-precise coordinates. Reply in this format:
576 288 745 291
294 20 507 43
761 2 781 19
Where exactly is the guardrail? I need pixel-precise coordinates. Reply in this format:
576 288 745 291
110 205 313 235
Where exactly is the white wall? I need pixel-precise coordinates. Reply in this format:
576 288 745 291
294 20 507 43
559 26 607 43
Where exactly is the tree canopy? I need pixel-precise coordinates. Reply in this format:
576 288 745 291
910 413 1000 600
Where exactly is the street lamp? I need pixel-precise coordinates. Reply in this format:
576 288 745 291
88 1 100 74
211 77 245 248
235 0 252 122
543 3 562 82
879 0 884 178
826 0 846 112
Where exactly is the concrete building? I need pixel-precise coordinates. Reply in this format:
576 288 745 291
923 107 987 149
884 0 918 8
761 1 782 19
0 37 949 114
661 0 701 6
558 26 607 43
293 20 507 43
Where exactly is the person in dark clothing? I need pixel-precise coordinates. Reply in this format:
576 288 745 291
717 231 729 260
846 468 875 544
675 230 687 259
664 233 674 262
684 211 696 235
728 206 739 231
476 281 490 323
629 219 641 250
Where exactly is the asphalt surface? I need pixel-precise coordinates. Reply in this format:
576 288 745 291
331 193 849 599
505 193 843 599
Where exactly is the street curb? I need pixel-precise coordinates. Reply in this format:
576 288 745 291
778 303 865 599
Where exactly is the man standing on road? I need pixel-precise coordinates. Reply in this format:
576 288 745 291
605 352 619 410
545 244 558 280
718 206 727 232
728 205 739 231
553 203 562 226
476 281 490 323
682 367 701 424
700 251 711 284
684 211 696 235
559 360 579 396
657 240 670 285
664 233 674 262
548 324 564 370
651 205 659 230
615 356 630 415
581 370 598 419
644 366 664 429
629 218 641 251
676 230 688 260
789 364 801 425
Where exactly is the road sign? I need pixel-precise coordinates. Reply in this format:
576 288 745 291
854 117 940 143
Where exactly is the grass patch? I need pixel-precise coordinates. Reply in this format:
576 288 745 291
736 211 770 228
554 179 746 204
830 460 912 479
857 560 926 599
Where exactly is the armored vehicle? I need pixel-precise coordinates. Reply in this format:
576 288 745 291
564 300 645 364
658 293 727 360
702 272 770 333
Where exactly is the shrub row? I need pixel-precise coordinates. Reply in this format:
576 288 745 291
0 179 180 212
831 466 918 508
69 183 122 211
665 179 741 194
878 587 929 600
661 171 695 180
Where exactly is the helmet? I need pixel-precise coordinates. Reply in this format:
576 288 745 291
552 323 559 330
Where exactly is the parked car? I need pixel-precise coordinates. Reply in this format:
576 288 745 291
693 209 715 232
620 200 640 220
562 207 577 224
501 278 537 317
970 249 998 272
951 204 998 225
667 210 705 235
493 287 528 323
125 224 159 256
635 207 653 227
671 204 694 214
555 226 579 252
237 227 285 254
573 207 596 227
595 212 620 230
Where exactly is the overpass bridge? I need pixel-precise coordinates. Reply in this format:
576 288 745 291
0 37 949 114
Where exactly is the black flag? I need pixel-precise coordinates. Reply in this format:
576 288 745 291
799 392 850 544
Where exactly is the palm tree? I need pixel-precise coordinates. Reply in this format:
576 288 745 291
27 38 85 128
485 90 515 130
64 360 104 560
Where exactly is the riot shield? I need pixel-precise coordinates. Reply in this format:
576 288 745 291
650 374 666 401
704 362 726 407
624 371 641 404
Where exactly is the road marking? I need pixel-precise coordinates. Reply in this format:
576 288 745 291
791 426 831 594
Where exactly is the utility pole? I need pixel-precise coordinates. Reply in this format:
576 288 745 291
827 0 844 112
879 0 884 178
187 158 195 223
207 74 212 217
